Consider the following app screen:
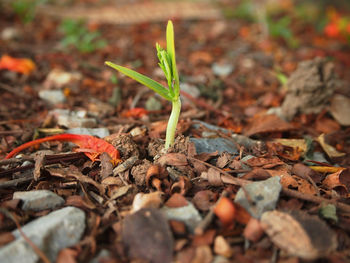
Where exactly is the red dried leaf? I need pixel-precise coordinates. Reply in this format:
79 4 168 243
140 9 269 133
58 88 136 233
121 107 148 118
214 197 236 228
0 54 36 75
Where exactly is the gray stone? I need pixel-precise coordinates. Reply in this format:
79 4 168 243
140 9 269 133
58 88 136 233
49 109 96 128
66 127 110 138
235 176 282 218
13 190 64 211
162 202 202 233
190 138 238 154
192 120 261 152
38 90 66 105
0 206 85 263
212 62 234 77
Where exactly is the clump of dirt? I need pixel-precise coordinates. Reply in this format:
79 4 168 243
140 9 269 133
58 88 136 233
106 134 140 160
281 57 337 120
131 159 152 186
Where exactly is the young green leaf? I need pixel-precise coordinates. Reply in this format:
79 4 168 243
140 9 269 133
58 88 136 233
166 20 180 99
105 61 172 101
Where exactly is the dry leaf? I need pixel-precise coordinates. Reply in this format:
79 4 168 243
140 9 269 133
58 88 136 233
261 210 337 260
192 190 217 211
244 114 295 136
122 208 173 263
243 217 264 242
157 153 188 167
317 133 346 158
214 197 235 228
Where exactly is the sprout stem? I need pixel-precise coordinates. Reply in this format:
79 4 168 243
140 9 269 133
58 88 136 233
165 97 181 149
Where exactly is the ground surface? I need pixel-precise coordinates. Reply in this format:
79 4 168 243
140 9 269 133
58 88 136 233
0 1 350 262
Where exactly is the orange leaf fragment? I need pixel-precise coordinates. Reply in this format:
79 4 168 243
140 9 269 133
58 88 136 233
121 107 148 118
214 197 235 228
0 55 36 75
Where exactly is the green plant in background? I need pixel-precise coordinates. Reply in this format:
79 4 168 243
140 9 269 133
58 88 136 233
267 16 299 48
106 20 181 149
59 19 107 53
11 0 47 23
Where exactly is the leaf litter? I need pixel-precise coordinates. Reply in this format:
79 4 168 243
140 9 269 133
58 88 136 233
1 1 350 262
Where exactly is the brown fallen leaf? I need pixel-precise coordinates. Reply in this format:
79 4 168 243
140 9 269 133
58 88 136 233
245 156 284 168
165 193 188 208
323 169 349 193
65 195 96 210
317 133 346 158
122 208 174 263
157 153 188 167
192 190 217 211
244 114 295 136
261 210 337 260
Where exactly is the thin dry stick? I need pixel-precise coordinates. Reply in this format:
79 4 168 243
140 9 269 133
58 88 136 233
0 208 51 263
188 157 350 214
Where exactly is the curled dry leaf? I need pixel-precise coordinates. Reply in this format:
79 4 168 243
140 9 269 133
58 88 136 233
214 197 236 228
132 191 163 212
322 169 349 193
146 164 161 188
206 168 223 186
192 190 217 211
317 133 346 158
171 176 192 195
201 168 223 186
261 210 337 260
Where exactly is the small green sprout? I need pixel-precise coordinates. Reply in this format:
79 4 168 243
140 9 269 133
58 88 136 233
105 20 181 149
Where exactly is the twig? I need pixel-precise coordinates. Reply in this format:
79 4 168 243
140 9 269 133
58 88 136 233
194 190 229 235
188 157 350 213
0 174 34 189
0 208 51 263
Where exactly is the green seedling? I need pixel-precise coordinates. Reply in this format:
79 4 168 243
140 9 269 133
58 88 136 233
59 19 107 53
106 20 180 149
